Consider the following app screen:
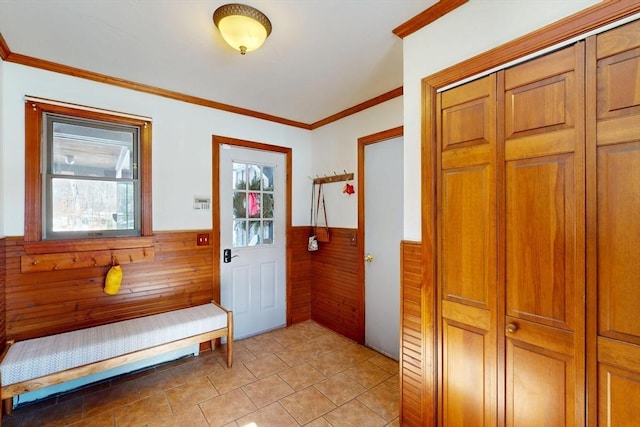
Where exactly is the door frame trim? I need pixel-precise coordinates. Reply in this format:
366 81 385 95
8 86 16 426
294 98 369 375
212 135 293 323
357 126 403 344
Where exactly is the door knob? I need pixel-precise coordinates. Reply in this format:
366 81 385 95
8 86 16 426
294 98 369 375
506 323 518 333
223 249 239 263
364 253 374 263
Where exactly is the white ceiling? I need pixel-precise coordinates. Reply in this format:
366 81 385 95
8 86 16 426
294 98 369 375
0 0 436 125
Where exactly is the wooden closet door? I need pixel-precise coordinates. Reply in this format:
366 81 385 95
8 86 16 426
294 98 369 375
588 20 640 427
437 75 498 426
501 45 585 426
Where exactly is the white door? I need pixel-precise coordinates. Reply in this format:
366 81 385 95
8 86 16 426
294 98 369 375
364 136 403 359
219 145 286 339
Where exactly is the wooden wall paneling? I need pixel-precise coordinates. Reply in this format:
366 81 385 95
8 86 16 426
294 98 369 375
399 240 424 426
310 227 362 343
0 238 6 353
288 226 312 324
587 19 640 426
4 231 215 341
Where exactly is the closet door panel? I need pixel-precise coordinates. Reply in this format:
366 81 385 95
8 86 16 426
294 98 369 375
597 142 640 343
438 74 497 426
442 320 488 426
506 340 571 427
591 20 640 424
441 166 491 308
504 48 578 142
505 155 575 330
502 43 585 426
598 364 640 427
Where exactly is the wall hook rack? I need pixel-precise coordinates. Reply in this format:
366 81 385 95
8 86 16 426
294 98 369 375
311 170 354 185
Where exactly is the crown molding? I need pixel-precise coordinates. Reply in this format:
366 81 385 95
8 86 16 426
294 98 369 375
310 87 403 130
0 32 402 130
393 0 468 39
0 33 11 60
424 0 640 90
2 48 313 130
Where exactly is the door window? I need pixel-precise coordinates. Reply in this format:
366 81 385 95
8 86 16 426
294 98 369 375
232 162 275 247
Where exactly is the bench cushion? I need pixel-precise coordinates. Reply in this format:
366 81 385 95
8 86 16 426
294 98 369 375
0 304 227 386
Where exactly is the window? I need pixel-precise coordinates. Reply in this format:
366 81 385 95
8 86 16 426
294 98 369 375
24 100 152 242
232 162 275 247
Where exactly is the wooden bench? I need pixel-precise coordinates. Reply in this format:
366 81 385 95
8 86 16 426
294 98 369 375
0 301 233 418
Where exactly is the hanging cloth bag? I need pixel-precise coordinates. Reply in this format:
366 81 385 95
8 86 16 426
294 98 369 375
314 183 330 243
308 182 319 251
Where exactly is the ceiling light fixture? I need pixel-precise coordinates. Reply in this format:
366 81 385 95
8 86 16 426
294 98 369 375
213 3 272 55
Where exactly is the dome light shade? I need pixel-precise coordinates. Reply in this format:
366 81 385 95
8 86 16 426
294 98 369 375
213 4 272 55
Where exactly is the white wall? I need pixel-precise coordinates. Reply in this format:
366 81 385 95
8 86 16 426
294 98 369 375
402 0 599 241
309 97 403 228
1 63 313 235
0 57 4 238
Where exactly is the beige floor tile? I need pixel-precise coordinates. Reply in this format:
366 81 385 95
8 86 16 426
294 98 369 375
385 417 401 426
67 410 115 427
305 417 334 427
244 353 290 378
272 329 310 348
236 402 299 427
209 364 258 394
323 399 387 427
199 388 257 427
276 348 317 367
179 353 226 379
313 372 366 405
343 360 394 388
113 392 173 427
165 375 219 411
367 353 399 374
340 343 379 365
242 374 294 408
297 339 333 358
84 380 141 418
243 337 288 358
135 365 190 398
278 362 326 390
20 397 84 427
308 349 359 377
384 373 399 391
357 382 399 421
146 404 210 427
279 386 336 425
314 332 354 349
217 347 258 368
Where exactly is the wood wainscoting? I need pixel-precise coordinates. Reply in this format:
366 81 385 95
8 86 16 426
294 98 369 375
4 231 215 342
288 226 312 324
0 238 6 351
2 227 365 350
310 227 362 343
399 240 433 426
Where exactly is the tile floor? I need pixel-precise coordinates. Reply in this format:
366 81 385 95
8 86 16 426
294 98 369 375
2 321 400 427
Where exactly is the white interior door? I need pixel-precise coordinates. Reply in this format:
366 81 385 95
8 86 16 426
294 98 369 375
219 145 286 339
364 136 403 359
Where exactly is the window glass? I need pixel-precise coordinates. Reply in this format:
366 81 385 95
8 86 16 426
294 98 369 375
232 161 276 248
44 115 140 239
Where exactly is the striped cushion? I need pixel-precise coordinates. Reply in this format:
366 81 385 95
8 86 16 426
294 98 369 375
0 304 227 386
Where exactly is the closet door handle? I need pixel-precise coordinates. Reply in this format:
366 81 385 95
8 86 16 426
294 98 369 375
506 323 518 333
